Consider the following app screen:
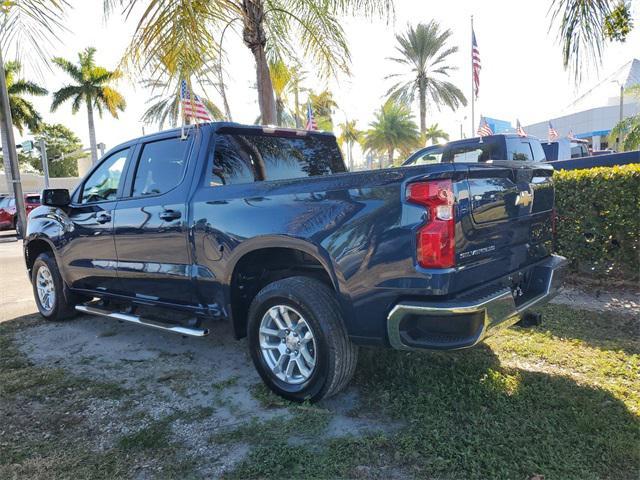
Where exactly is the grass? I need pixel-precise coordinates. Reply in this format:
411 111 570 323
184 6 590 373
0 304 638 479
226 304 640 479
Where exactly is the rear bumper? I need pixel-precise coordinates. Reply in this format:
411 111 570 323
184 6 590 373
387 255 567 351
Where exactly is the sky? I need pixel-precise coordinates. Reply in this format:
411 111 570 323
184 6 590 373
11 0 640 163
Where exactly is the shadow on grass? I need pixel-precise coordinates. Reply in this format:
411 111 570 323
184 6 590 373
534 304 640 355
347 344 640 480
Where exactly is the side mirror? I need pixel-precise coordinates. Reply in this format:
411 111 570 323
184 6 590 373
41 189 71 207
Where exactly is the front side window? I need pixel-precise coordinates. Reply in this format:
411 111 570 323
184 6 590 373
132 137 189 197
206 132 344 186
412 148 443 165
81 149 129 204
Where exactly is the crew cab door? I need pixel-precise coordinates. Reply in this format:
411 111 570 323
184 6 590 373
61 147 131 292
113 134 195 306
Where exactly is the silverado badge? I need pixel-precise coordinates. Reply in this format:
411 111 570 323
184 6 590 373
515 190 533 207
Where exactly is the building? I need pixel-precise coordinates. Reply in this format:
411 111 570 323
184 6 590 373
525 59 640 150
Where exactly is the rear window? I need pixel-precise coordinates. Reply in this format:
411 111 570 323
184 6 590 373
206 133 344 186
25 196 40 204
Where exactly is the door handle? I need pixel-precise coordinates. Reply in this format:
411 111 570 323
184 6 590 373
159 209 181 221
96 213 111 224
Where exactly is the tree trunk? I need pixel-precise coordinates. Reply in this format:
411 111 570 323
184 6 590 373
418 77 426 135
293 83 301 128
242 0 276 125
387 147 394 168
348 141 353 171
217 65 233 121
276 97 284 126
86 96 98 164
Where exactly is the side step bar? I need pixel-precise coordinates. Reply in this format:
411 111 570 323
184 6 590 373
75 305 209 337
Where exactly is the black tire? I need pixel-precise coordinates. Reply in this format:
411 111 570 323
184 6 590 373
31 252 77 321
247 276 358 403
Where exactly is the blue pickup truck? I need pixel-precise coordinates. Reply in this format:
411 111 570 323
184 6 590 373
24 123 566 401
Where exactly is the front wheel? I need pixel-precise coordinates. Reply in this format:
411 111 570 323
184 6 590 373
31 252 77 321
247 276 358 402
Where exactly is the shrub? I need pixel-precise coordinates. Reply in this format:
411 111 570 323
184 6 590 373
554 164 640 281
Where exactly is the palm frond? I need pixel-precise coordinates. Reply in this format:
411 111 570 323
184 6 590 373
549 0 614 80
50 85 82 112
0 0 69 73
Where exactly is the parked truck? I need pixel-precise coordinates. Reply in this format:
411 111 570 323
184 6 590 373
24 123 566 401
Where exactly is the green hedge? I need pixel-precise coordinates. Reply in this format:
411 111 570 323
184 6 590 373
554 164 640 281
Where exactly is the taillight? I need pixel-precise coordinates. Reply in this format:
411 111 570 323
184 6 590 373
406 179 455 268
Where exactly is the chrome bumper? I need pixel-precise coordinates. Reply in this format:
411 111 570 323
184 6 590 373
387 255 567 351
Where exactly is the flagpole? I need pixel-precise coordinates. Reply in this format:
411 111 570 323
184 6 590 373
470 15 475 137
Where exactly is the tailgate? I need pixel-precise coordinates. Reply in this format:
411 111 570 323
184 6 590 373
456 162 554 271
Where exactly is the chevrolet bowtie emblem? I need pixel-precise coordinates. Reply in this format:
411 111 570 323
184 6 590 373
515 190 533 207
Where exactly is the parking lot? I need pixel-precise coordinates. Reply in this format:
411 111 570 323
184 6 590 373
1 232 639 479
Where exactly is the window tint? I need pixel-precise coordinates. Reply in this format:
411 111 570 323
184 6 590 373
207 133 344 186
507 139 533 161
81 149 129 203
25 196 40 204
132 138 189 196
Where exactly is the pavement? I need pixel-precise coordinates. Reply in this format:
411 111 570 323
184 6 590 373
0 231 36 321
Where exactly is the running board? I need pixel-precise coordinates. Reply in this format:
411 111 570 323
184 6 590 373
75 305 209 337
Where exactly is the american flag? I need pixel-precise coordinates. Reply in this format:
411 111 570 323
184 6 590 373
181 80 211 122
305 101 317 130
477 116 493 137
516 119 527 137
548 121 559 141
472 29 481 99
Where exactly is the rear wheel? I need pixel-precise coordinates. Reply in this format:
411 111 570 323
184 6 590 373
32 252 77 321
247 276 358 402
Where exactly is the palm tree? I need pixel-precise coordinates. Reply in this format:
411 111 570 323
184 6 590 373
424 123 449 145
609 84 640 151
387 21 467 134
310 90 338 131
269 59 293 127
51 48 126 164
107 0 392 125
141 77 224 130
290 65 307 128
338 120 362 171
363 100 421 168
3 61 48 134
550 0 634 79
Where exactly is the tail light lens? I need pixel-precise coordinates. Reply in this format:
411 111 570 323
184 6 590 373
406 179 455 268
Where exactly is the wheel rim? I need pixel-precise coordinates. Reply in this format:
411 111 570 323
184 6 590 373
258 305 317 385
36 265 55 313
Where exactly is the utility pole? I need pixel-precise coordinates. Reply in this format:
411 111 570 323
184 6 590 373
618 83 624 152
39 139 50 188
470 15 475 138
0 48 27 238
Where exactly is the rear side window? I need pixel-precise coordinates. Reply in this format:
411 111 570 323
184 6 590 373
530 141 546 161
206 133 344 186
132 138 189 196
451 148 483 162
507 139 534 161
